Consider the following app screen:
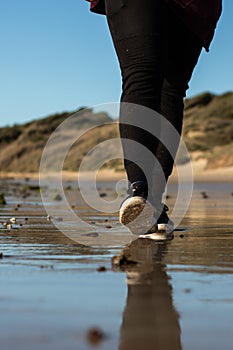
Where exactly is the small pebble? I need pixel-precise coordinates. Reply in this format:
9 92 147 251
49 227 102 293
86 327 106 345
40 265 53 269
53 194 62 201
97 266 106 272
81 232 99 237
184 288 192 293
201 191 208 199
179 234 185 238
105 225 112 229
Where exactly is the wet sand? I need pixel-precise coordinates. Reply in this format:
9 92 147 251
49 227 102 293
0 177 233 350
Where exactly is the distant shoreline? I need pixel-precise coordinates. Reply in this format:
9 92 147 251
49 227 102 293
0 160 232 183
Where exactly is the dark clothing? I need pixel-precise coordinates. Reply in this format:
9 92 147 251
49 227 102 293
164 0 222 51
105 0 202 205
87 0 221 205
88 0 222 51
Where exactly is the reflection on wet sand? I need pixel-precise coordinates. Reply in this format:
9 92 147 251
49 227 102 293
112 239 181 350
1 178 233 350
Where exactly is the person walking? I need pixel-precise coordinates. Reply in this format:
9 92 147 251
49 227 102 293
87 0 222 238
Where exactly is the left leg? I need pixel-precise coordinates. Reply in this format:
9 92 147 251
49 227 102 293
150 8 203 209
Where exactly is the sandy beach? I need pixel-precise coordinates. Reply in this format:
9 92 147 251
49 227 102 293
1 159 232 182
0 168 233 350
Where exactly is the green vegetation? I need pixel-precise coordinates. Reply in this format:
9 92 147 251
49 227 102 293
0 92 232 172
183 92 233 168
0 193 6 205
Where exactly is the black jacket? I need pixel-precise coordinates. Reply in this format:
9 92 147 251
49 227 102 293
88 0 222 50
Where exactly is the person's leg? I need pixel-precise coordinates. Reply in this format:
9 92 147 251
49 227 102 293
150 8 203 209
105 0 168 190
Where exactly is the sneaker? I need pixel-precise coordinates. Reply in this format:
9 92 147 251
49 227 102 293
119 181 155 235
156 204 174 233
139 204 174 241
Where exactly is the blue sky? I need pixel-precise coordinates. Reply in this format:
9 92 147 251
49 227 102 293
0 0 232 127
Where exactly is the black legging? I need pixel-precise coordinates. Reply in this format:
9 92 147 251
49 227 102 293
105 0 202 206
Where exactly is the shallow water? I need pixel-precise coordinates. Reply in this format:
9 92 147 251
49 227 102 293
0 178 232 350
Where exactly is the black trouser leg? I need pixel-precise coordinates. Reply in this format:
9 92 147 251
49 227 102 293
106 0 167 190
150 10 202 206
105 0 202 206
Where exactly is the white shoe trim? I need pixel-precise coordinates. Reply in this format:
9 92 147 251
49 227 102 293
157 223 174 233
139 231 174 241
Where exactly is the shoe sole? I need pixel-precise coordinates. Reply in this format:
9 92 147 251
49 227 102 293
139 223 174 241
139 231 174 241
119 196 155 235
